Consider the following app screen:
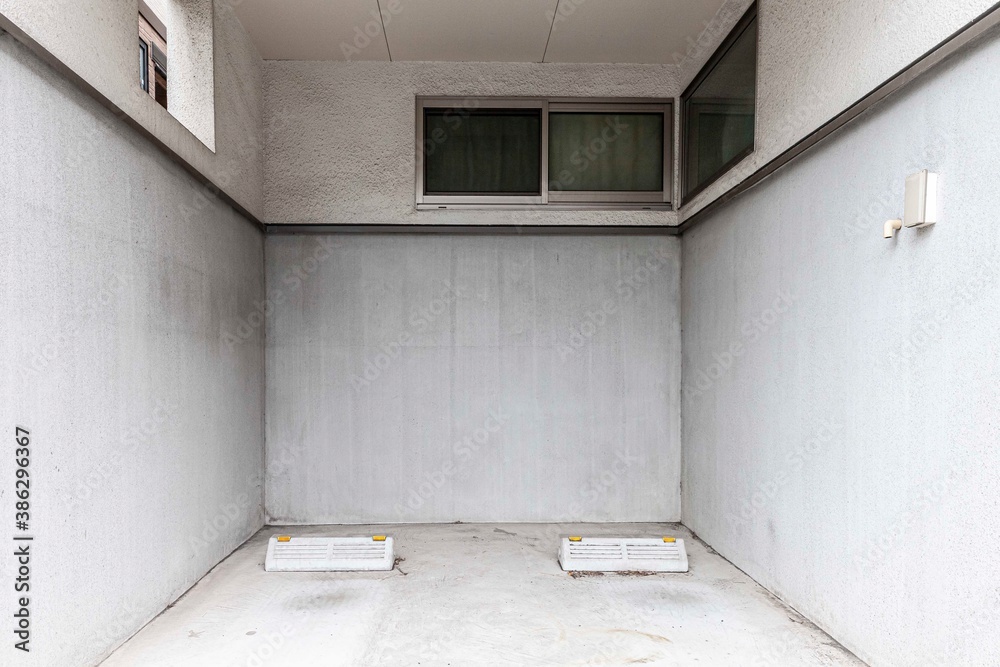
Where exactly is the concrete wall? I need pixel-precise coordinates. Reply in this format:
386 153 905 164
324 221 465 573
263 60 681 227
681 31 1000 667
265 234 680 523
0 33 265 667
0 0 265 219
678 0 997 217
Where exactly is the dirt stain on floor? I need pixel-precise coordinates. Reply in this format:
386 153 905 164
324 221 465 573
284 592 348 612
568 570 675 578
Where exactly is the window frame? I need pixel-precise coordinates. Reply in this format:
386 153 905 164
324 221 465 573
418 98 547 206
139 39 149 92
547 101 672 205
680 2 758 204
415 97 673 210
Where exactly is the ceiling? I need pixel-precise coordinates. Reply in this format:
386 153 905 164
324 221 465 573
232 0 729 64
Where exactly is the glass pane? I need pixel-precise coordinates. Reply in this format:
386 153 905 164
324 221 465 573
683 12 757 198
424 109 541 195
139 42 148 91
548 113 664 192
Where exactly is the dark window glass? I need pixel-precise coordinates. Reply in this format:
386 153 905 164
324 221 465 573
424 109 541 195
549 113 663 192
682 5 757 200
154 66 167 109
139 40 148 92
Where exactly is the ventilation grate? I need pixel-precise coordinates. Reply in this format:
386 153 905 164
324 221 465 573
559 537 688 573
265 535 395 572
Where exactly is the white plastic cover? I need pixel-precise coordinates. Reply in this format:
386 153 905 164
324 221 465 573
265 536 395 572
558 537 688 573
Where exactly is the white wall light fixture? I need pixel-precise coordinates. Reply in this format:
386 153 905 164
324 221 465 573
884 169 939 238
904 169 939 228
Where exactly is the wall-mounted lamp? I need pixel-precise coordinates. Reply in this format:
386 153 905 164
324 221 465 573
885 170 938 239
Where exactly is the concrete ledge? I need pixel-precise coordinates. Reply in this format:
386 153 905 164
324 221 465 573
0 11 264 232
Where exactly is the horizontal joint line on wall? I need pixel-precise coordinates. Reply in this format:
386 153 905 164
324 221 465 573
264 224 682 236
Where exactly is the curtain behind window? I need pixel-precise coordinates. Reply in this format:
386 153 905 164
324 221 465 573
424 110 541 194
549 113 663 191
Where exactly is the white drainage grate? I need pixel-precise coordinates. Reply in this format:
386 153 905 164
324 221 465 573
558 537 689 573
265 535 395 572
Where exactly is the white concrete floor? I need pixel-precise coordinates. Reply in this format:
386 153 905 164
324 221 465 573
104 523 864 666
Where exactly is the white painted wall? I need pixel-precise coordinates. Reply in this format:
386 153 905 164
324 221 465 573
0 34 265 667
0 0 265 219
265 234 680 523
681 32 1000 666
678 0 997 217
263 60 681 226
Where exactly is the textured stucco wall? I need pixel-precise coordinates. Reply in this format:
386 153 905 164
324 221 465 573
261 0 998 228
678 0 997 217
160 0 217 150
263 60 681 226
265 234 681 523
0 0 265 219
0 33 265 667
681 31 1000 666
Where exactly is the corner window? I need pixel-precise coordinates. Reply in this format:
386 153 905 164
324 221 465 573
681 3 758 202
416 98 672 209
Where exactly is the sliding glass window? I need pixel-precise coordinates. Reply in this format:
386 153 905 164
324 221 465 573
417 99 545 206
681 3 758 201
548 104 668 204
424 108 542 197
416 98 672 208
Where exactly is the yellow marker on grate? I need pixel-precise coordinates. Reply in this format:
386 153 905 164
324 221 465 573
568 536 582 542
372 535 386 542
277 535 291 542
663 537 676 543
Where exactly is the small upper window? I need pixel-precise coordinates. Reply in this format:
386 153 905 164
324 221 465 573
681 3 758 202
416 98 672 209
548 105 667 204
151 44 168 109
134 0 214 149
424 107 542 197
138 8 167 110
